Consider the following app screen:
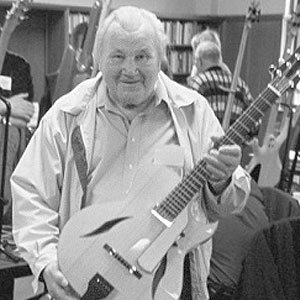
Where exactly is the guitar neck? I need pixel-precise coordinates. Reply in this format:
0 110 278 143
77 0 103 73
154 82 279 223
222 23 250 130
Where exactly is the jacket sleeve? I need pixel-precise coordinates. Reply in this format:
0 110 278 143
11 107 67 290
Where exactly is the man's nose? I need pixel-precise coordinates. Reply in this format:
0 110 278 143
122 57 138 75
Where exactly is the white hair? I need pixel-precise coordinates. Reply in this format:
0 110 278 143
93 6 168 72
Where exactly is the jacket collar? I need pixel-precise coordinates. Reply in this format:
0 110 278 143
57 71 200 115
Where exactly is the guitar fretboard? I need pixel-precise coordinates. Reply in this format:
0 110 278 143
153 72 293 223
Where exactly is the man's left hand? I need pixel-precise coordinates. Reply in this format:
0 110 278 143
203 136 242 184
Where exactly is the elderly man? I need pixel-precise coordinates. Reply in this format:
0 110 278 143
11 6 250 300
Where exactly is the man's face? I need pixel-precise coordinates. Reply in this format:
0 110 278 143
100 23 161 109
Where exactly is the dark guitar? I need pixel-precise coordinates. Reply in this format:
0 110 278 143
246 0 300 187
49 0 104 103
0 0 31 73
221 1 260 131
58 46 300 300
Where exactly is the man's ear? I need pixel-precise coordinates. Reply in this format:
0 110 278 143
195 56 203 72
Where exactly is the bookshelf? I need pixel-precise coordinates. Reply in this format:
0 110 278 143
0 0 226 99
160 17 223 84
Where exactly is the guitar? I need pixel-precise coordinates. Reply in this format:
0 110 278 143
50 0 108 103
0 0 31 73
221 1 260 130
72 0 112 86
246 0 300 186
58 46 300 300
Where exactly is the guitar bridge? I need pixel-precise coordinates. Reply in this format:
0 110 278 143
103 243 142 279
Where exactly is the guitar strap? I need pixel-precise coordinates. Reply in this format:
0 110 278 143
71 125 88 208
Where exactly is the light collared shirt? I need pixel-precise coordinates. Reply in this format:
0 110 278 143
11 71 250 299
87 79 184 207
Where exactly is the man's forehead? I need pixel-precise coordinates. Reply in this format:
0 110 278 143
106 21 155 41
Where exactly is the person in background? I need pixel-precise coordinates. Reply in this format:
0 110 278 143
11 6 250 300
0 50 34 224
208 178 300 300
189 28 230 78
207 179 269 300
187 40 253 128
187 30 265 300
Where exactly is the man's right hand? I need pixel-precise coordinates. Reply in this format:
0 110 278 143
43 261 80 300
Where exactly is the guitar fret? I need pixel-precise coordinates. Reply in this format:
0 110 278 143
244 112 257 124
234 119 249 131
166 196 183 214
152 48 300 224
230 129 244 143
251 102 265 117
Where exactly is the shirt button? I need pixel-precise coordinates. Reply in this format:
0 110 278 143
131 137 135 142
129 164 133 170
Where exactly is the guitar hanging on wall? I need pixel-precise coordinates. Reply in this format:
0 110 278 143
246 0 300 187
221 1 260 131
50 0 111 104
0 0 31 75
58 46 300 300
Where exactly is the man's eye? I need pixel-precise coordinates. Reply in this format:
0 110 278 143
112 55 124 61
136 54 149 63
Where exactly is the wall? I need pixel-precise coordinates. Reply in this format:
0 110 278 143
2 0 286 16
0 0 287 103
202 0 285 15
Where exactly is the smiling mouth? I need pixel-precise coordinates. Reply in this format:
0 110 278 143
121 81 140 84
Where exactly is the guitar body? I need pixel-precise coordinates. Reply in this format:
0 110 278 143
246 135 282 186
58 167 217 300
247 1 300 187
49 45 77 103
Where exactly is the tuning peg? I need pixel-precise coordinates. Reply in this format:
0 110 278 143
269 64 277 77
289 80 295 89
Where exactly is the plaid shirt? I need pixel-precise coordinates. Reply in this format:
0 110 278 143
187 66 253 126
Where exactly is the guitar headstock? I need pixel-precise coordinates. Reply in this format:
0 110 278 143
3 0 32 35
290 2 300 29
246 1 261 26
273 46 300 94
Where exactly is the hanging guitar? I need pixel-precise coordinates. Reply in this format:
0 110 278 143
50 0 111 103
0 0 31 73
246 0 300 187
221 1 260 131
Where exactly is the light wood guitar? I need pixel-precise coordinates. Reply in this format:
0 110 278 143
72 0 111 86
50 0 111 103
221 1 260 130
0 0 31 73
58 47 300 300
246 0 300 187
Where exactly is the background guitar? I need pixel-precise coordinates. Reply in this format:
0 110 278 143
0 0 31 73
48 0 111 104
246 0 300 187
221 1 260 131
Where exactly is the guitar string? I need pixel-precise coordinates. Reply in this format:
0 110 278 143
156 73 296 220
155 55 300 221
